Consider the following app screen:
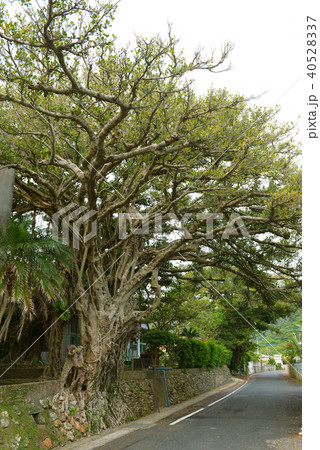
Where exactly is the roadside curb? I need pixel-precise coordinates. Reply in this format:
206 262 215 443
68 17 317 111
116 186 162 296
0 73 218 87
60 377 245 449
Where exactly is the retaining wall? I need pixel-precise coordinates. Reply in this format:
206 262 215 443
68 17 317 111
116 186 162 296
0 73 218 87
0 366 231 448
165 366 230 406
285 363 302 381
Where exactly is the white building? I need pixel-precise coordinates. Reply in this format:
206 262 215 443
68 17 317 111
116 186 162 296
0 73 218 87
273 354 284 367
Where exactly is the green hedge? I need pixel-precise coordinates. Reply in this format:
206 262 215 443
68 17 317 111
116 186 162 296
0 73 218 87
171 338 232 369
142 330 232 369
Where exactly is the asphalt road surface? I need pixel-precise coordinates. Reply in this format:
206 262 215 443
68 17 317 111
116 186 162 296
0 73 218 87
97 371 302 450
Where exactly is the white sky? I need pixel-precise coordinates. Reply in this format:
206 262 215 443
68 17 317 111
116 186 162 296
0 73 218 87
112 0 317 443
111 0 305 128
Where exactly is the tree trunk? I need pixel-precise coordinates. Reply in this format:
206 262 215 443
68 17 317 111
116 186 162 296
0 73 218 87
58 270 141 395
232 345 246 372
55 295 141 432
43 317 67 378
53 249 145 431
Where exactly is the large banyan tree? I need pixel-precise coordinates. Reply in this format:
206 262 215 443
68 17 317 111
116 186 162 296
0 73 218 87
0 0 301 395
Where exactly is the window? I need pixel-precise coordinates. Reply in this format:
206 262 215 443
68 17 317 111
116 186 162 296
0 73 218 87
70 318 80 346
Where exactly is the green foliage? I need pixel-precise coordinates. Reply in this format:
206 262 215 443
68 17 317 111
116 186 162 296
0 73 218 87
0 217 74 341
276 363 282 370
172 338 232 369
142 330 177 347
143 277 211 332
268 357 276 365
180 327 201 339
142 329 231 369
173 339 194 369
283 334 302 363
247 351 260 362
256 309 302 355
52 300 72 321
147 267 298 373
142 330 177 367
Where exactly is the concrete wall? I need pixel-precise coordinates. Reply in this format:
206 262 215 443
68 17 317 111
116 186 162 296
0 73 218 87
248 361 276 374
285 363 302 381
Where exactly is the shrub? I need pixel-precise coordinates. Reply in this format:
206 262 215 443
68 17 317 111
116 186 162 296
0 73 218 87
142 330 232 369
173 338 194 369
276 363 282 370
171 338 232 369
190 339 206 368
142 330 177 367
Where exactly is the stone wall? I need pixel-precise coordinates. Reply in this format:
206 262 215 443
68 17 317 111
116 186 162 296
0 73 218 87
122 366 231 410
0 380 67 449
0 366 231 448
122 373 155 420
165 366 230 406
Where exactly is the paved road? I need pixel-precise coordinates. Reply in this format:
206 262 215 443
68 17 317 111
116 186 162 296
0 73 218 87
97 371 302 450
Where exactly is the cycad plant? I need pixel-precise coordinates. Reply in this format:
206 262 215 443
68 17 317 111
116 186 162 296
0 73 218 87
180 326 201 339
0 217 73 341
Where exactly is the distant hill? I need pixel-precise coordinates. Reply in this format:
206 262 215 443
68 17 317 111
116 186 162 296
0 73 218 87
254 309 302 356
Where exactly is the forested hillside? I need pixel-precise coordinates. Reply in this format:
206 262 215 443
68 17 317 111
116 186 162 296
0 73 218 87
256 309 302 355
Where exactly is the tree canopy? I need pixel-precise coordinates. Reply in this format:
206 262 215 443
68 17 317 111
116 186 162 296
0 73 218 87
143 267 300 370
0 0 301 392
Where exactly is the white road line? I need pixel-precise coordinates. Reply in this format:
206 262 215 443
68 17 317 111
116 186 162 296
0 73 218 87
169 408 205 426
207 380 249 407
169 380 249 426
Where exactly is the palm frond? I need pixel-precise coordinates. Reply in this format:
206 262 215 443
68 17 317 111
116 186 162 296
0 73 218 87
0 217 74 341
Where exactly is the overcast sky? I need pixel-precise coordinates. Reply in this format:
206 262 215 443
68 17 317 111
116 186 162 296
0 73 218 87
111 0 306 130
